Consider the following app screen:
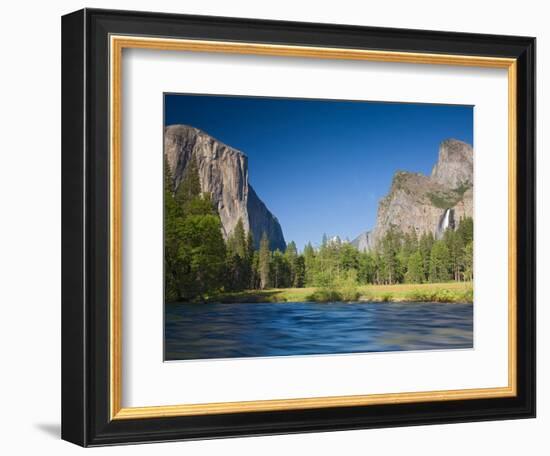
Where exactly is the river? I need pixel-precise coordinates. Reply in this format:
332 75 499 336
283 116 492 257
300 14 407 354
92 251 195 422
165 301 473 361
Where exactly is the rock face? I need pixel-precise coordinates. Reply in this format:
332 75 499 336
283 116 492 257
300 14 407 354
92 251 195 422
350 230 374 252
431 139 473 188
352 139 473 251
247 186 287 251
164 125 286 251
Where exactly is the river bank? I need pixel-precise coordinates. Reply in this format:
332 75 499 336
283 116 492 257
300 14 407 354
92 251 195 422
196 282 473 304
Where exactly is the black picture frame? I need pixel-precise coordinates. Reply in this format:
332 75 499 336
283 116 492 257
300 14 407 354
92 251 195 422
62 8 535 447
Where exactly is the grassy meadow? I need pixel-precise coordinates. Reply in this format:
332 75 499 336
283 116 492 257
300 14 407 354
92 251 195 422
206 281 473 304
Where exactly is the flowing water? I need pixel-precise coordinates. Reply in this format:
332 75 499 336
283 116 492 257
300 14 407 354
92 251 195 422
436 208 456 239
164 301 473 361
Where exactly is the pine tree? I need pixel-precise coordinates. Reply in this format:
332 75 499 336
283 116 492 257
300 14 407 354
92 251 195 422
456 216 474 245
339 243 359 272
380 226 401 284
285 241 298 286
258 232 271 289
293 255 306 288
175 155 201 211
463 241 474 281
177 212 226 299
357 252 375 284
303 242 316 286
419 232 435 282
444 228 464 281
164 153 227 301
372 251 382 285
250 250 260 289
164 156 174 195
429 240 451 282
225 218 253 290
270 249 290 288
405 251 424 283
227 218 247 259
164 158 183 301
184 192 218 217
246 231 255 261
315 235 339 286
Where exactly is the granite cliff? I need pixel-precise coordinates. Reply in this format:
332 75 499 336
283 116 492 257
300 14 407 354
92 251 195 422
352 139 473 251
431 139 474 188
164 125 286 251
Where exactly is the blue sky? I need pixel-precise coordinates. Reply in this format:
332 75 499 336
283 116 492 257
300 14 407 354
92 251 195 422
165 94 473 251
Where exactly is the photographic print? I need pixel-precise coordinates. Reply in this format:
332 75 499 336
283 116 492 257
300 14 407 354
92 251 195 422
163 94 474 361
62 11 535 444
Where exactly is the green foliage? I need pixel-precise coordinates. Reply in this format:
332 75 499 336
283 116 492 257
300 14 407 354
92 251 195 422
461 286 474 302
286 240 298 258
185 192 218 216
175 155 201 211
164 153 475 303
429 240 451 282
225 219 253 291
379 226 403 284
456 216 473 244
428 186 471 209
164 156 226 302
406 287 473 303
454 182 471 197
249 250 260 290
308 288 343 302
339 243 360 271
227 219 247 258
270 249 291 288
164 156 174 194
307 270 359 302
405 251 424 283
292 255 306 288
428 192 457 209
337 270 360 301
258 232 271 289
428 183 472 210
303 242 316 286
284 241 298 287
176 214 227 299
418 231 435 281
357 252 375 284
164 158 183 301
444 228 464 281
463 241 474 282
285 242 305 288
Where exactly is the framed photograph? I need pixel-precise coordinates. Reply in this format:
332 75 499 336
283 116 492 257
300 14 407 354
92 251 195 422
61 8 535 446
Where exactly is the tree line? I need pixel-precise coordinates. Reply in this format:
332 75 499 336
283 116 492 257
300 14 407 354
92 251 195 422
165 158 473 302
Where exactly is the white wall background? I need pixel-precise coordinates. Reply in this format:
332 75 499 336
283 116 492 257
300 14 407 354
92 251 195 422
0 0 545 454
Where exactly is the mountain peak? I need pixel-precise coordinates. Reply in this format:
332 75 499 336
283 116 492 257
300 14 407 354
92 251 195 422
165 124 247 159
431 138 473 189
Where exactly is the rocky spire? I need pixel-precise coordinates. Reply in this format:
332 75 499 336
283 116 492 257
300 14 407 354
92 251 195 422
431 138 473 189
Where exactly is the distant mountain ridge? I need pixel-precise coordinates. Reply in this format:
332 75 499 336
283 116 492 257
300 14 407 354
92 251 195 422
164 125 286 251
351 139 473 251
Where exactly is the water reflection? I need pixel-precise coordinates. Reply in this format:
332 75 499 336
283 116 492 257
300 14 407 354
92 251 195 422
164 302 473 361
